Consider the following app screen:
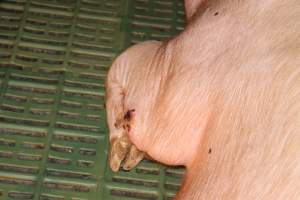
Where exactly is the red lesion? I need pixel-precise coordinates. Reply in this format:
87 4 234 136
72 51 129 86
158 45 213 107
115 109 135 132
124 109 135 121
123 109 135 132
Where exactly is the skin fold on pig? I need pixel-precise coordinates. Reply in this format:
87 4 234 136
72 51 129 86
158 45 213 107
106 0 300 199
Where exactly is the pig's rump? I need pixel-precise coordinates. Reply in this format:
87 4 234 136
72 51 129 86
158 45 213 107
170 1 300 199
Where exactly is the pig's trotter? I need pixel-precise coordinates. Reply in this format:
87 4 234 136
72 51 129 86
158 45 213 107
109 133 131 172
123 144 145 171
109 111 144 172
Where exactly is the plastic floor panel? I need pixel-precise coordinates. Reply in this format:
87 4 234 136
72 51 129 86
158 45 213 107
0 0 186 199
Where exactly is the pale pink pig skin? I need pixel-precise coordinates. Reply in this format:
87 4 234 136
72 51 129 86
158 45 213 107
106 0 300 199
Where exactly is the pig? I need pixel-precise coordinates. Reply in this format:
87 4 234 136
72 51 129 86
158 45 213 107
106 0 300 199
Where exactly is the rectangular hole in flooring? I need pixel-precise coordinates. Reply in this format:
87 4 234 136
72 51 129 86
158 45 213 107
110 188 158 200
8 191 33 199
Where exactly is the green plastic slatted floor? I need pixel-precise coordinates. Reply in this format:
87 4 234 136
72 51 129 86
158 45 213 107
0 0 186 199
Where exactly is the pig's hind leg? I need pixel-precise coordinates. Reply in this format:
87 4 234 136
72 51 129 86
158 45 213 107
106 80 145 171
